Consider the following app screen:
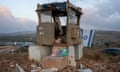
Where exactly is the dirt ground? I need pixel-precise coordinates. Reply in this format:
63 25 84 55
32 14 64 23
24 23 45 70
0 53 32 72
81 48 120 72
0 46 120 72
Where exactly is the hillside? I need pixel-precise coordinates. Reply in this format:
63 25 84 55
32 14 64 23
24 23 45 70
93 30 120 47
0 31 36 42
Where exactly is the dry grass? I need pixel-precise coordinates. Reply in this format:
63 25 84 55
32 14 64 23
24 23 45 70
81 47 120 72
83 48 114 62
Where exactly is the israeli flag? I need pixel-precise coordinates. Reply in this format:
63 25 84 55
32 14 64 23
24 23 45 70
80 29 95 48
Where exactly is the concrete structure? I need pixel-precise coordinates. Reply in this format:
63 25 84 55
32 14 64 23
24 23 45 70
29 1 83 65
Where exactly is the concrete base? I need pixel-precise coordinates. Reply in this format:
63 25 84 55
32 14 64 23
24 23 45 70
28 45 51 62
74 44 83 60
68 44 83 60
68 45 75 57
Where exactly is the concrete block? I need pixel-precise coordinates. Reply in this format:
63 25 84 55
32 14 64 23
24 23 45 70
28 45 51 62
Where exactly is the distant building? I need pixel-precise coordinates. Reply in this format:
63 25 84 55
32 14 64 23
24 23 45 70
15 42 34 47
0 41 5 46
0 41 34 47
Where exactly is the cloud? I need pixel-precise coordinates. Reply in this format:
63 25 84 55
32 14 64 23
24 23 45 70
35 0 120 31
80 0 120 31
0 5 12 19
0 5 37 33
0 0 120 33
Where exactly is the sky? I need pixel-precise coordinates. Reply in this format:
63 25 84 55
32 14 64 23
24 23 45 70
0 0 120 33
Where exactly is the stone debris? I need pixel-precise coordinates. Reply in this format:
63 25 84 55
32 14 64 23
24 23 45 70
30 63 59 72
30 64 42 72
16 64 25 72
0 46 120 72
78 68 92 72
40 69 56 72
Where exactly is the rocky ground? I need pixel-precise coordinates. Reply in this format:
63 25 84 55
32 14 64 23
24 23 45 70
81 48 120 72
0 46 120 72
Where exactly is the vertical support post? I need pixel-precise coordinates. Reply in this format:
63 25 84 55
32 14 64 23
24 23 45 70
68 46 75 57
74 44 83 60
36 3 41 25
66 0 69 26
36 3 41 44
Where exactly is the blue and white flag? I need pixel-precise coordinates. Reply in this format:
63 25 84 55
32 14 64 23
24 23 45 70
80 29 95 48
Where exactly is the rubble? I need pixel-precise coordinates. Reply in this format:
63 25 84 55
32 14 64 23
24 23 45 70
16 63 25 72
30 64 42 72
40 69 56 72
78 68 92 72
0 46 120 72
